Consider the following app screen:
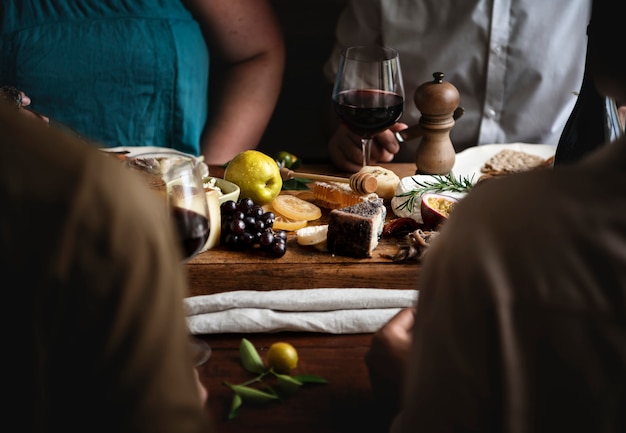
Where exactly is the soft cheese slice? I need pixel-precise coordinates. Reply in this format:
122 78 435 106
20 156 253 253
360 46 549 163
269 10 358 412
356 165 400 200
201 190 221 251
327 198 386 258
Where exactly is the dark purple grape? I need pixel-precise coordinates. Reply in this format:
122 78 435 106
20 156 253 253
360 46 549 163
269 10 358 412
239 231 255 248
249 205 264 218
261 211 275 222
259 231 275 249
271 239 287 257
237 197 255 213
261 212 275 229
224 233 240 249
242 216 255 228
220 200 237 215
274 230 287 242
254 219 265 231
229 219 246 235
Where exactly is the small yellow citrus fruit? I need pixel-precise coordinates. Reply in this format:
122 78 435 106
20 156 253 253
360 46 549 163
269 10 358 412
266 342 299 373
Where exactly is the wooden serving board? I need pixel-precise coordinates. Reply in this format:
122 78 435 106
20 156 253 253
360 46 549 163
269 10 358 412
185 208 421 295
185 164 421 296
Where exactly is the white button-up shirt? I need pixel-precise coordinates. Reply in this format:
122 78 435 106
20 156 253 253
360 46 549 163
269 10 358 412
324 0 592 159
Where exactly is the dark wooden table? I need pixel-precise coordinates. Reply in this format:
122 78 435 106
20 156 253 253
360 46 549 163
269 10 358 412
187 163 419 432
195 333 392 433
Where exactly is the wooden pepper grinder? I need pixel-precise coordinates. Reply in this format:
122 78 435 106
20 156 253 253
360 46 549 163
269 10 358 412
395 72 463 174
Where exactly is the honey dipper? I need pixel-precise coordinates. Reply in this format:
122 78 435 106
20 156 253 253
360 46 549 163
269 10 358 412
279 167 378 194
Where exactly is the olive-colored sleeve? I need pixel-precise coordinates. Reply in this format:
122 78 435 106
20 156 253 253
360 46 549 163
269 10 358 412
69 152 215 433
392 160 626 433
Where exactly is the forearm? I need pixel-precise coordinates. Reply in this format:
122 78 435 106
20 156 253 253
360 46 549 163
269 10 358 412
201 54 283 164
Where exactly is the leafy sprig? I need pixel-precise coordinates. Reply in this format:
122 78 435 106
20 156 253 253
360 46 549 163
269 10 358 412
274 151 311 190
225 338 328 420
394 172 475 212
281 177 313 191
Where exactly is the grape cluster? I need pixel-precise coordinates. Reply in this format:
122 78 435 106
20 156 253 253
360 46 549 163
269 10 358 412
220 197 287 257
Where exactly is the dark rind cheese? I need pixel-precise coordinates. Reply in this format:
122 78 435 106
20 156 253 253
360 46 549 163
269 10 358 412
327 198 387 258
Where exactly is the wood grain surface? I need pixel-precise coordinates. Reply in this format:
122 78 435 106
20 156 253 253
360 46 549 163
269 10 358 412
185 164 421 296
196 332 394 433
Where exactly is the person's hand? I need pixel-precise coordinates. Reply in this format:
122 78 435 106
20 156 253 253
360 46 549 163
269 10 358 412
0 87 50 123
365 307 415 419
19 92 50 123
328 122 408 172
194 368 208 407
617 101 626 132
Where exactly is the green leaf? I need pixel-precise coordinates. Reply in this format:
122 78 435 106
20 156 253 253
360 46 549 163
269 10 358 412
292 374 329 384
228 384 279 404
281 178 312 191
228 393 243 420
273 371 303 386
393 172 474 212
273 372 303 395
239 338 265 374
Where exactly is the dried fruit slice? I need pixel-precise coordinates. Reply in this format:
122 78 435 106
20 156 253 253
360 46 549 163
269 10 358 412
273 216 308 231
272 195 322 221
263 203 308 231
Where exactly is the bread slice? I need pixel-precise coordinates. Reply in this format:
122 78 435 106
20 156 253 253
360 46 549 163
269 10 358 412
327 198 386 258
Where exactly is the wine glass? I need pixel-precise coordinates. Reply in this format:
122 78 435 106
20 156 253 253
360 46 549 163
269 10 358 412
332 45 405 167
128 151 212 365
162 158 211 261
161 158 214 367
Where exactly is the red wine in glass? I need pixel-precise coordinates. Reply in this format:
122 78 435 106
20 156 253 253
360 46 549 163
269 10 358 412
332 46 405 167
171 206 210 260
333 89 404 137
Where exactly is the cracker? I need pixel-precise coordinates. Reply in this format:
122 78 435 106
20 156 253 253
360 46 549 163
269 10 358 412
481 149 552 176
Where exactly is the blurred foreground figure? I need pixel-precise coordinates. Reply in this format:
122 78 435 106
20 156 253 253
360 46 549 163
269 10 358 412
1 103 213 432
366 0 626 431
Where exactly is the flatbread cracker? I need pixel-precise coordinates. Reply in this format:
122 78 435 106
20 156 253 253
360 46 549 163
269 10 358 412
480 149 553 176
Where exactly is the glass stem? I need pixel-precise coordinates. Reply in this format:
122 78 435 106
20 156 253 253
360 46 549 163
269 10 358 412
361 138 373 167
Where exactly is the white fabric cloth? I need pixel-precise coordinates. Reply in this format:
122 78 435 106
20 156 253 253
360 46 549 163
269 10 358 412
184 288 418 334
323 0 592 160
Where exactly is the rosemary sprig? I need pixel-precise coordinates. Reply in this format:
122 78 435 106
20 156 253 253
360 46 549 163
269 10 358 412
394 172 475 212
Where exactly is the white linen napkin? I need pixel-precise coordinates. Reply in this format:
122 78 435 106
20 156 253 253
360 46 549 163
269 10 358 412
184 288 418 334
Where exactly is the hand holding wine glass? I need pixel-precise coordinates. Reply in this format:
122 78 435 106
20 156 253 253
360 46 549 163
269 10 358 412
332 46 405 168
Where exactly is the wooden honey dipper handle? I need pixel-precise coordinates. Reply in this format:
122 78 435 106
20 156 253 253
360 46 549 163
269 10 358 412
349 172 379 194
279 167 378 194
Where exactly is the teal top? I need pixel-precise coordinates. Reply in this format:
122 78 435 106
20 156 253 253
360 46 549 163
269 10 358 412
0 0 210 156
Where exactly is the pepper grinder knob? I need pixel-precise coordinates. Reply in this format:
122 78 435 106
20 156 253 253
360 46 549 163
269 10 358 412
414 72 459 117
413 72 460 174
